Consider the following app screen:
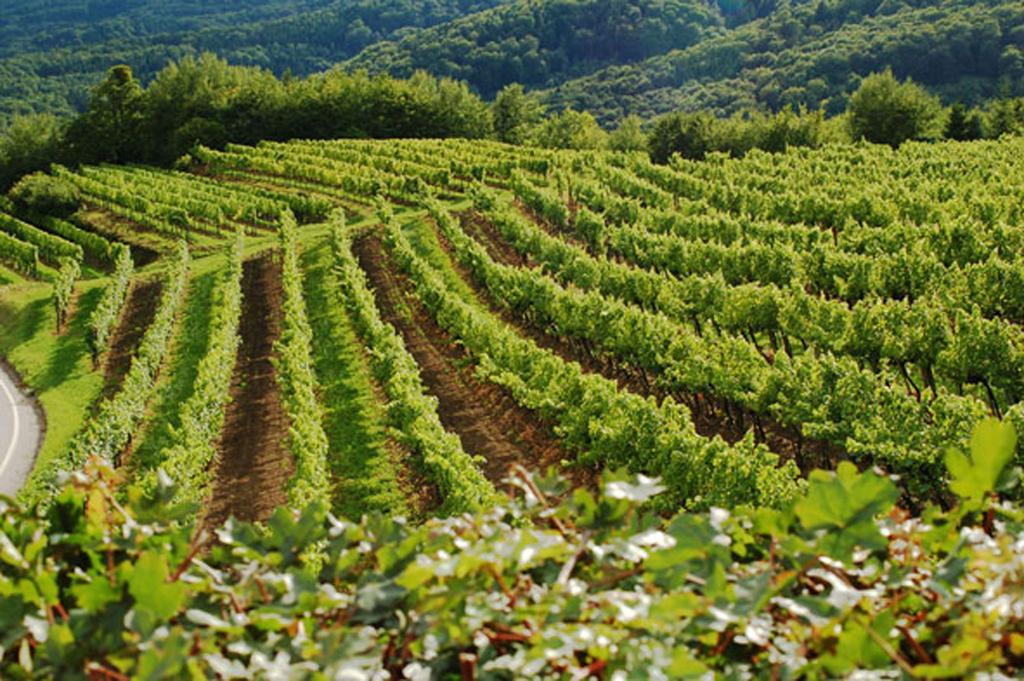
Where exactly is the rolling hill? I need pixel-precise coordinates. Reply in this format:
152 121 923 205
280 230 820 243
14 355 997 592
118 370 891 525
0 0 510 126
3 0 1022 129
544 0 1024 123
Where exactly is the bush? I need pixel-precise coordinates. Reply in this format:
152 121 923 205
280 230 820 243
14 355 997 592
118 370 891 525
7 172 80 217
1 419 1021 678
847 69 943 146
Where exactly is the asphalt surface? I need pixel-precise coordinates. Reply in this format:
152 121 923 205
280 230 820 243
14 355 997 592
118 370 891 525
0 362 40 498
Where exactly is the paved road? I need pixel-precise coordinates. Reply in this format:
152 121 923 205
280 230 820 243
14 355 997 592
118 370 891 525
0 362 41 498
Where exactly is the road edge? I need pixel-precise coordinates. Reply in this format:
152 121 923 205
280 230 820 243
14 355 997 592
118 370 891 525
0 356 46 499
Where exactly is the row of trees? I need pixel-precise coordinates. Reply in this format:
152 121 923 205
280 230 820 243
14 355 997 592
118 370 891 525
0 55 494 190
646 71 1024 162
491 69 1024 162
3 57 1024 192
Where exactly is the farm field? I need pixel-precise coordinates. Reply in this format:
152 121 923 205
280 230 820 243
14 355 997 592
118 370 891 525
5 136 1024 514
1 137 1024 676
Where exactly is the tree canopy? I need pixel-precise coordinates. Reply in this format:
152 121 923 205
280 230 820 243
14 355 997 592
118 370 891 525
847 69 943 146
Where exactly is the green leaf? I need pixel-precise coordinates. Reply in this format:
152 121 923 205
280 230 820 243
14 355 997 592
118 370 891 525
945 418 1017 507
396 561 434 591
71 576 120 613
794 461 898 560
668 646 708 678
822 611 894 675
129 552 187 624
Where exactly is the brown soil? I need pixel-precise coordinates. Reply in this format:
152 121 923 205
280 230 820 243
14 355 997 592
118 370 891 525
457 209 843 474
77 209 161 267
99 279 163 400
353 234 586 492
204 252 293 526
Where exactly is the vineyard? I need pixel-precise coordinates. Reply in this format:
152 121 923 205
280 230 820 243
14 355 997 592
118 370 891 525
1 137 1023 676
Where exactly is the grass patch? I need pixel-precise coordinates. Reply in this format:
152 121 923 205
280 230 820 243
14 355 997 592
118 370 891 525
0 280 105 502
0 265 27 287
301 238 410 518
401 215 489 312
127 268 218 474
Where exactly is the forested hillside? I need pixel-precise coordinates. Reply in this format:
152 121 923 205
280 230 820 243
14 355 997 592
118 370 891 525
0 0 508 126
546 0 1024 123
6 0 1023 130
344 0 727 98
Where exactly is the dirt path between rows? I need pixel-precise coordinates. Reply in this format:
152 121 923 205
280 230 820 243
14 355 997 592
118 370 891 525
354 234 580 491
100 279 163 401
78 209 161 267
204 252 293 526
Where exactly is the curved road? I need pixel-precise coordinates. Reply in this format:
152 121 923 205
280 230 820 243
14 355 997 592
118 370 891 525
0 362 41 498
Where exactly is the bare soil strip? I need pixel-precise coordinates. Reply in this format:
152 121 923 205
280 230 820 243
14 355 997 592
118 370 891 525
100 279 163 401
78 209 162 266
354 234 577 489
204 252 293 526
458 210 842 473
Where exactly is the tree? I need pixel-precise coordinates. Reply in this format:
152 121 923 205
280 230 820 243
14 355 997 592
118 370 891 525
846 70 943 147
534 109 608 150
66 64 144 163
609 115 648 152
984 97 1024 138
648 111 717 163
491 84 545 145
945 103 983 141
8 172 80 217
0 114 65 191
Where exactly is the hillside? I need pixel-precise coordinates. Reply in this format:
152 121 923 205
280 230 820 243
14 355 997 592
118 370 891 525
1 135 1023 675
344 0 728 99
544 0 1024 123
3 0 1022 129
0 0 509 126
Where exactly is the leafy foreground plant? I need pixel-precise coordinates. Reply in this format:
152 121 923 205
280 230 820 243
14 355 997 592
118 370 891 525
1 421 1022 679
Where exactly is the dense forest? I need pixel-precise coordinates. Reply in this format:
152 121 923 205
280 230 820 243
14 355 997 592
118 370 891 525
0 0 508 126
2 0 1024 192
345 0 727 98
546 0 1024 122
6 0 1023 130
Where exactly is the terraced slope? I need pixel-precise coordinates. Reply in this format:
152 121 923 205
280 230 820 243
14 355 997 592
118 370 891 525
4 135 1024 521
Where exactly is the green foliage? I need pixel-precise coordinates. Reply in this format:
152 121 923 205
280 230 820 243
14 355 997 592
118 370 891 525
609 114 648 152
347 0 721 98
1 418 1022 677
7 172 79 217
66 65 144 165
86 245 133 363
847 69 944 146
945 102 984 141
0 114 64 191
648 106 831 162
275 213 332 510
794 461 898 560
50 256 80 331
945 417 1018 509
533 109 608 150
546 0 1024 125
2 53 498 188
145 232 243 511
0 209 82 264
492 84 546 145
331 214 499 514
0 0 508 129
649 110 718 162
25 244 192 509
412 200 803 509
985 96 1024 137
0 229 38 276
